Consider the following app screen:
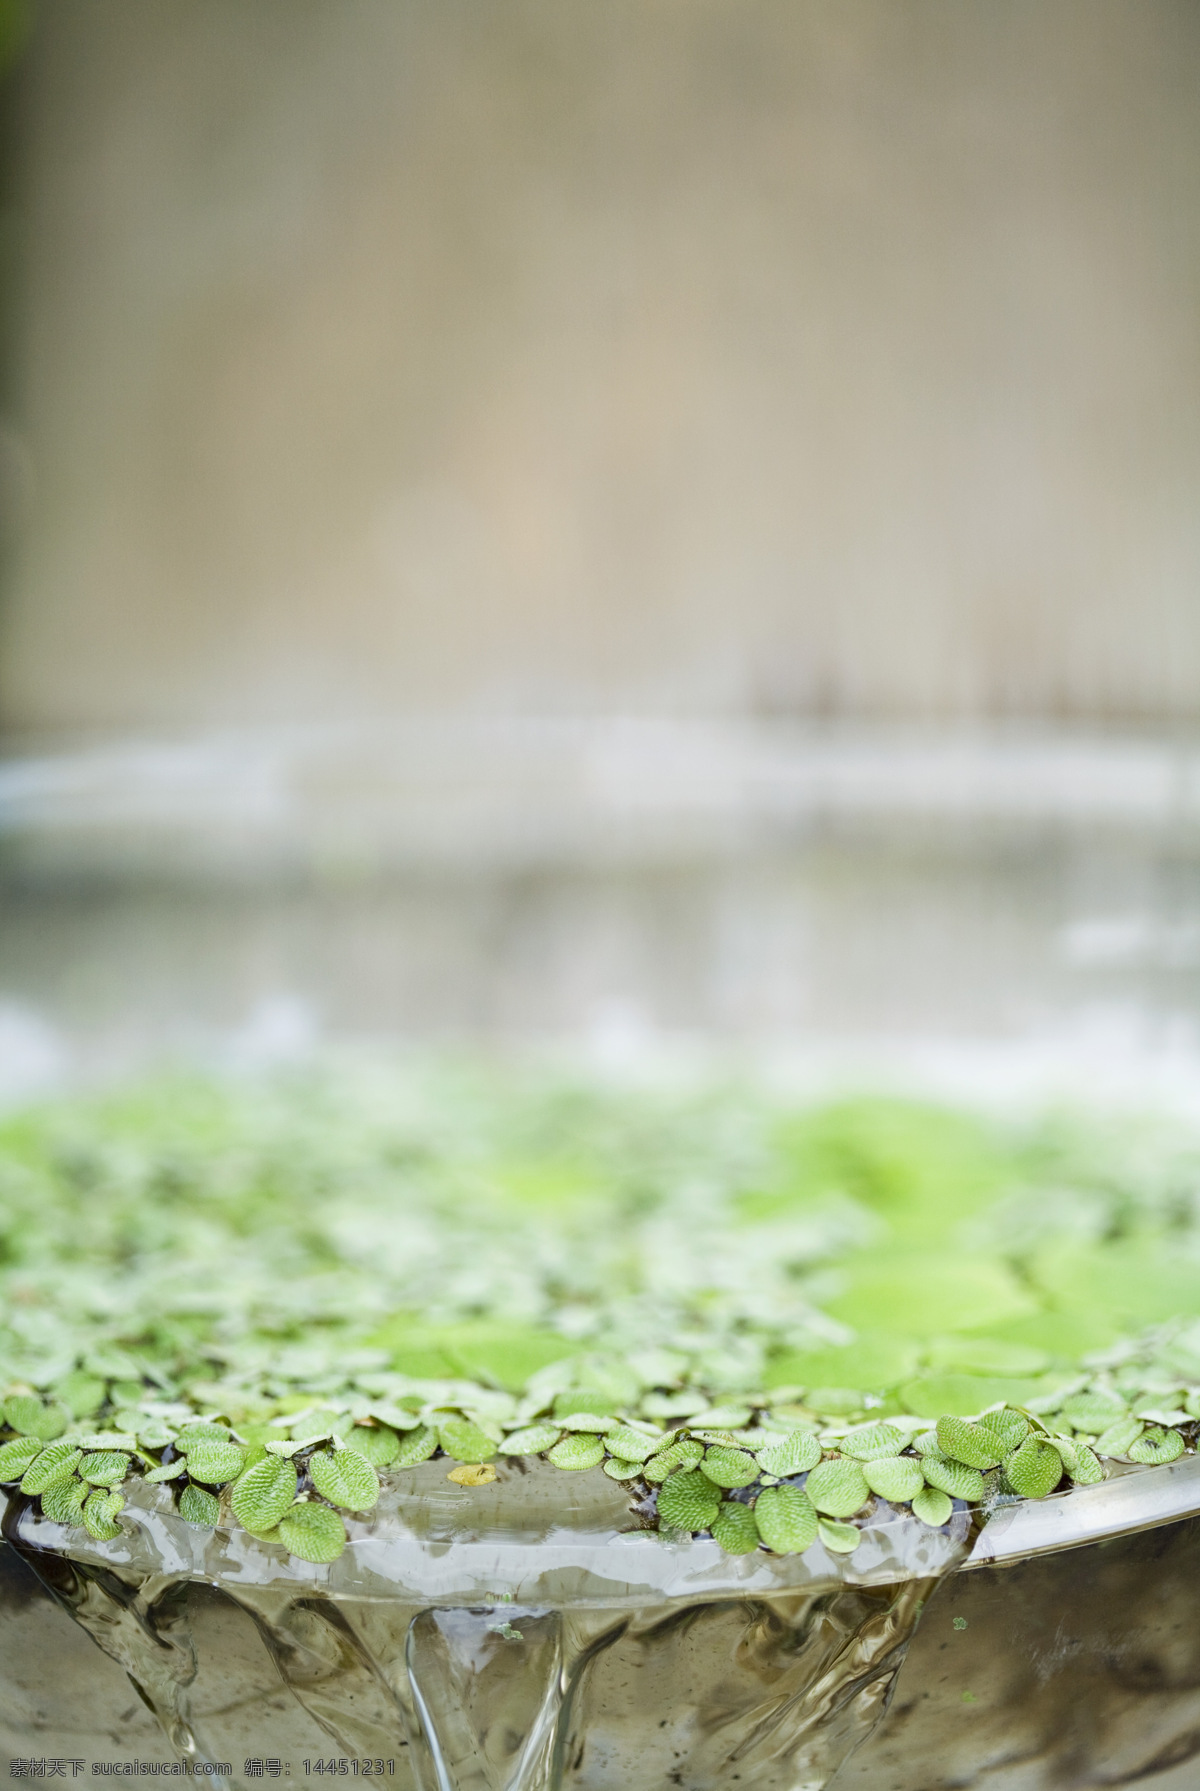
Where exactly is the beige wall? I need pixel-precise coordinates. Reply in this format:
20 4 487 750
3 0 1200 735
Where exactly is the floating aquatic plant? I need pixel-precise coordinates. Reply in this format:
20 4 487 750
0 1067 1195 1565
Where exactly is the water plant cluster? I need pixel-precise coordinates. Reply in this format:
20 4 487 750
0 1064 1197 1564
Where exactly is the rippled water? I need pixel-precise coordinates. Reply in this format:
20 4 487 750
4 1461 1200 1789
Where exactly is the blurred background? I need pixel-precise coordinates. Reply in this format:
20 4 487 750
0 0 1199 1095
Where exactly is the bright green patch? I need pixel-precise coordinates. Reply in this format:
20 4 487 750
307 1447 380 1511
179 1483 221 1527
805 1457 870 1519
712 1501 760 1554
276 1501 347 1564
754 1484 818 1554
657 1470 721 1533
231 1456 298 1535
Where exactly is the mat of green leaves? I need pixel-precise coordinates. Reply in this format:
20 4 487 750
0 1067 1196 1564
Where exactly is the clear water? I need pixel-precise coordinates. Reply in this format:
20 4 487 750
3 1461 1200 1790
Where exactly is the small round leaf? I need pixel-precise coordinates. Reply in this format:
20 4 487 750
912 1486 952 1527
231 1455 298 1535
1004 1438 1063 1500
862 1455 925 1504
754 1484 818 1554
41 1477 87 1526
818 1518 862 1554
437 1416 497 1464
840 1423 905 1462
498 1424 562 1456
392 1424 439 1468
80 1452 130 1488
920 1457 984 1503
82 1489 124 1542
19 1444 81 1495
547 1433 605 1472
806 1457 871 1518
936 1417 1004 1471
307 1447 380 1512
1127 1426 1185 1466
182 1442 246 1485
276 1501 347 1565
179 1483 221 1527
348 1424 400 1468
0 1437 42 1481
656 1469 721 1533
699 1447 758 1489
754 1430 821 1478
712 1500 760 1555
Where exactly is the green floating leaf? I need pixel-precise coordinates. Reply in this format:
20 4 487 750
144 1458 187 1483
437 1416 497 1464
183 1442 246 1485
392 1424 439 1469
498 1424 562 1457
1044 1434 1081 1475
656 1469 721 1533
231 1455 298 1535
754 1429 822 1478
547 1433 605 1472
349 1423 400 1468
82 1489 124 1542
839 1423 905 1462
689 1406 753 1430
712 1500 760 1554
79 1452 130 1487
74 1432 137 1452
977 1408 1029 1455
41 1477 87 1526
179 1483 221 1527
603 1425 662 1464
602 1457 642 1480
1128 1427 1185 1466
699 1447 758 1490
644 1440 705 1483
52 1372 106 1418
136 1420 177 1450
4 1396 68 1442
912 1486 952 1527
805 1457 871 1519
175 1422 233 1453
936 1417 1004 1471
553 1389 618 1421
804 1388 866 1418
1093 1416 1144 1460
818 1518 862 1554
20 1444 82 1495
754 1484 818 1554
0 1436 49 1481
555 1413 616 1433
1060 1391 1127 1432
276 1500 347 1564
307 1447 379 1512
1068 1445 1104 1486
920 1457 984 1503
1004 1438 1063 1500
862 1455 925 1504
